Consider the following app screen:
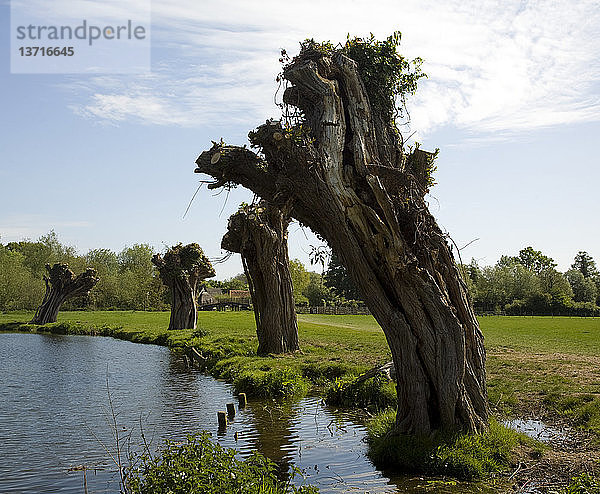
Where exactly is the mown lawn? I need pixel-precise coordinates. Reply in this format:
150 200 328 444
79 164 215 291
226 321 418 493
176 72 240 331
4 311 598 354
480 315 600 355
479 316 600 435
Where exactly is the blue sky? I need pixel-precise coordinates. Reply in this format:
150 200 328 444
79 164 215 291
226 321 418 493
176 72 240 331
1 0 599 279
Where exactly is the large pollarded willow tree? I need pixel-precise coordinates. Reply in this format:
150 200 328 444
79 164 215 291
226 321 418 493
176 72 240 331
222 201 299 355
196 34 488 435
152 243 215 330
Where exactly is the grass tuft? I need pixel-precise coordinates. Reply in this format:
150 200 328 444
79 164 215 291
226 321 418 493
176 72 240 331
325 374 396 412
366 409 528 480
560 472 600 493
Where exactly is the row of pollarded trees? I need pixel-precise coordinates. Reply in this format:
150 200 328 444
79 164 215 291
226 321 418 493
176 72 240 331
27 222 300 359
33 32 489 437
26 245 215 327
26 228 299 358
151 202 301 355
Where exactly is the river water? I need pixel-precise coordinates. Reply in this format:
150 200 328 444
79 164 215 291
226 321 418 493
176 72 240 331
0 333 489 493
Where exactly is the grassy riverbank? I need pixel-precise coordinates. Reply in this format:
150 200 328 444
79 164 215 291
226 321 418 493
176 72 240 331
2 312 600 429
2 311 599 488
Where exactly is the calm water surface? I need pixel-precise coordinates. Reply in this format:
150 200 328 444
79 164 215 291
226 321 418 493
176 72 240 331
0 333 490 493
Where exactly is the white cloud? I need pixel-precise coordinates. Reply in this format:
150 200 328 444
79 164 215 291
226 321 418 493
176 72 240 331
70 57 279 127
407 0 600 137
62 0 600 139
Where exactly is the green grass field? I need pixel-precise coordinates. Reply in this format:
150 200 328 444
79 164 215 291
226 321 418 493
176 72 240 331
4 311 598 354
480 315 600 355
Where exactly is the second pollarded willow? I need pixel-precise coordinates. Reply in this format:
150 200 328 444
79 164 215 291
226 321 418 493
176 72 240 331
222 201 299 355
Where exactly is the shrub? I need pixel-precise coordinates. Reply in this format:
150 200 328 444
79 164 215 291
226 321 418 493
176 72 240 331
506 295 600 317
301 361 352 384
234 368 308 398
127 432 318 493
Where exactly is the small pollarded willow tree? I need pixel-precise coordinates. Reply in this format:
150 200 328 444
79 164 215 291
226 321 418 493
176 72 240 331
152 243 215 330
222 201 299 355
195 33 489 435
31 263 99 324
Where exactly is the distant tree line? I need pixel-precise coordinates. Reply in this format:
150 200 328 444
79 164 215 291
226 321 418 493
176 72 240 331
287 253 364 307
288 246 600 317
0 231 358 312
0 232 242 312
462 247 600 316
2 233 598 317
0 231 292 312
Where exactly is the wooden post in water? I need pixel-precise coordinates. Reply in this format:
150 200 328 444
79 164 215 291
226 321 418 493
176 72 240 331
238 393 247 408
217 411 227 428
226 403 236 418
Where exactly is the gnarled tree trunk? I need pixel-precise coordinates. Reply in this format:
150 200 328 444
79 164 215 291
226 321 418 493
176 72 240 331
222 201 299 355
166 276 198 330
195 44 488 435
31 263 99 324
152 243 215 330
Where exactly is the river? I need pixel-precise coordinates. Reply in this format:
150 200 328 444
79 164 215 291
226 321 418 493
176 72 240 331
0 333 489 493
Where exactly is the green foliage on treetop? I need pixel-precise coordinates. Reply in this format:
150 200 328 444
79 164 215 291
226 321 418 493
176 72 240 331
515 246 557 274
343 32 424 120
294 31 425 127
205 272 249 292
156 243 215 283
6 230 81 278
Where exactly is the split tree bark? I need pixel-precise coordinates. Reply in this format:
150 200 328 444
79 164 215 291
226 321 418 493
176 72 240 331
152 243 215 330
222 201 300 355
195 42 489 435
31 263 99 324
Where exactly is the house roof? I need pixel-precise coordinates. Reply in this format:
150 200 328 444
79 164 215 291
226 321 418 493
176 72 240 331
199 286 223 296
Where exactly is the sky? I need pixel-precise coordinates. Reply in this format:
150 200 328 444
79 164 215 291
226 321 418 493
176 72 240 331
1 0 599 279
